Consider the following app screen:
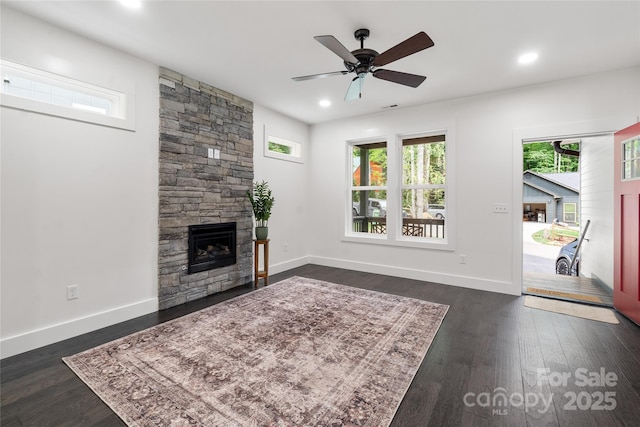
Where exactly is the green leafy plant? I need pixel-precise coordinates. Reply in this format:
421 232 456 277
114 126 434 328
247 181 275 227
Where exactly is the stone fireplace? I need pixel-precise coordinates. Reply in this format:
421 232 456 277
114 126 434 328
158 67 253 310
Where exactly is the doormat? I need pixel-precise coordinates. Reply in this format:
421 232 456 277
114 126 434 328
525 287 603 303
63 276 449 426
524 295 619 324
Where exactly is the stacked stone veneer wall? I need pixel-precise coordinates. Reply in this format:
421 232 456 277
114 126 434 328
158 67 253 310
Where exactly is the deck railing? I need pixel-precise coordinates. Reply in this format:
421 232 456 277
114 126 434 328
352 217 445 238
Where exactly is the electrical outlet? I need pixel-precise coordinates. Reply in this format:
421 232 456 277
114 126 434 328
459 254 466 264
284 243 289 252
207 148 214 158
67 284 79 300
493 203 509 214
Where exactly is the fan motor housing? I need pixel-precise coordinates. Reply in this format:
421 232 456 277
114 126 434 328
344 48 378 74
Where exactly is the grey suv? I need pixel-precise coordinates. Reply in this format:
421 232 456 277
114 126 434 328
352 198 386 217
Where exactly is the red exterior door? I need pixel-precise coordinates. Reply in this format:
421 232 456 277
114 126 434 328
614 122 640 325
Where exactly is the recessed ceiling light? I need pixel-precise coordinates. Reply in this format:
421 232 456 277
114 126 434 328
518 52 539 65
319 99 331 108
119 0 142 9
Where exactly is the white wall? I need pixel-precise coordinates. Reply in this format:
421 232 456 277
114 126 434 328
1 7 159 358
2 6 638 359
580 135 614 289
309 68 640 295
252 104 310 273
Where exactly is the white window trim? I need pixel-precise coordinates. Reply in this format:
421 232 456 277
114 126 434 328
343 126 456 251
0 59 135 131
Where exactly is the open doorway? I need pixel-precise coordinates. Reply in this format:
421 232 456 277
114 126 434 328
521 137 614 306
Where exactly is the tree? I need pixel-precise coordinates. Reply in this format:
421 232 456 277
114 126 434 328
523 141 579 173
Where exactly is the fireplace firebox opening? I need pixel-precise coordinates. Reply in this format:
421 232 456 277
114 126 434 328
188 222 236 274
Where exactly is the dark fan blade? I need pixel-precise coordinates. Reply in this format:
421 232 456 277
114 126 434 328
373 32 434 67
292 71 347 81
345 75 365 101
373 69 426 88
314 35 359 64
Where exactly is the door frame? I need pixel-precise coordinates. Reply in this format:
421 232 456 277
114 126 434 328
511 117 635 294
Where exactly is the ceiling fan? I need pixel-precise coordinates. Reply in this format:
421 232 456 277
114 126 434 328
292 28 434 101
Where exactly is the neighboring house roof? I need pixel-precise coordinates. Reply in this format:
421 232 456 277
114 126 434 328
523 170 580 195
523 181 560 198
540 172 580 192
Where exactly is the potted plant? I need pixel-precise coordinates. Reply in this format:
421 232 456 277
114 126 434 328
247 180 275 240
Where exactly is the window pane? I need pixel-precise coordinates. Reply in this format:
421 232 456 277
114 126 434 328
352 144 387 186
268 141 291 154
351 190 387 235
564 203 576 222
621 138 640 179
1 61 124 119
402 141 445 185
53 86 73 106
402 189 445 219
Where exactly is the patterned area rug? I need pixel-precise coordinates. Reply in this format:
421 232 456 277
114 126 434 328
63 276 449 426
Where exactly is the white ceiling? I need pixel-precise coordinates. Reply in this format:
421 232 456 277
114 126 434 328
5 1 640 125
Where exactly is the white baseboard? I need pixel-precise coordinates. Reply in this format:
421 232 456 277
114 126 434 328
1 298 158 359
268 255 310 276
308 255 520 296
2 256 517 359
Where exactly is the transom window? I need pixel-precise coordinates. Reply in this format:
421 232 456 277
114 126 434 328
264 135 303 163
1 59 132 130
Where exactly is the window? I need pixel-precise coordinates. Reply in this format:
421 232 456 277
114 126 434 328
564 203 577 223
264 135 303 163
350 141 387 235
0 59 132 130
401 135 446 239
346 129 452 248
622 137 640 181
3 73 114 115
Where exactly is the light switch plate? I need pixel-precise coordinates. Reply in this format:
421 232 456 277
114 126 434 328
493 203 509 214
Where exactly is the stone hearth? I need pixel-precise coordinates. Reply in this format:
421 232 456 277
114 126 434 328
158 67 253 310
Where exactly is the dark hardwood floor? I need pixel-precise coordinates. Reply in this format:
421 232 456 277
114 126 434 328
2 264 640 426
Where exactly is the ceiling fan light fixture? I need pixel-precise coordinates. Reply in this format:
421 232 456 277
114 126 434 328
292 29 433 100
518 52 539 65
